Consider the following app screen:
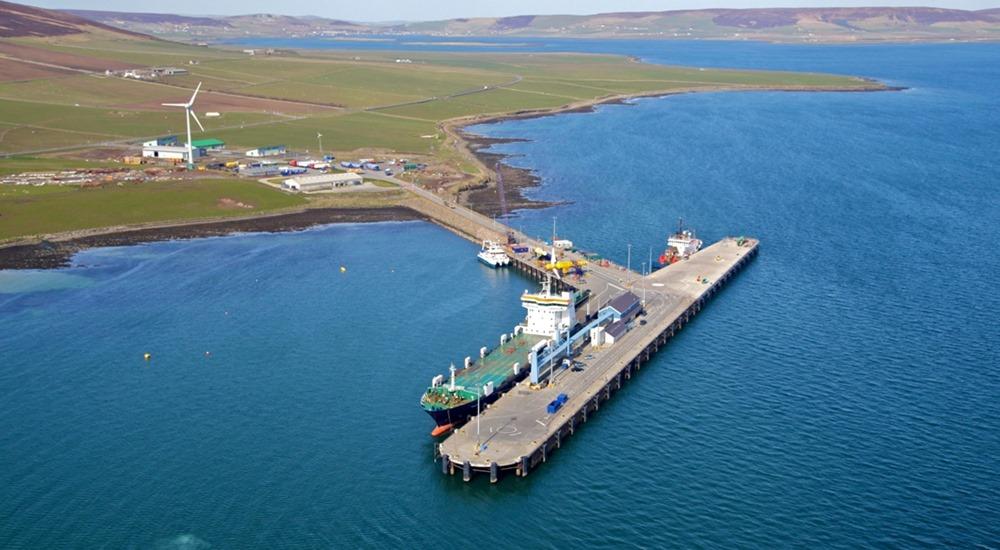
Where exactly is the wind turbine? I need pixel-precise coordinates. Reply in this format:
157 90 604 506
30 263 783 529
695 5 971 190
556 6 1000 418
162 82 204 168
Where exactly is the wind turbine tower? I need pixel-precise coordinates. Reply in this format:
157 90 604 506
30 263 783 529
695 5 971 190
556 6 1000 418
162 82 204 168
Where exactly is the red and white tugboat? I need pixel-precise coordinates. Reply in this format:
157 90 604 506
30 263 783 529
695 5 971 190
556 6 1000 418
658 218 703 265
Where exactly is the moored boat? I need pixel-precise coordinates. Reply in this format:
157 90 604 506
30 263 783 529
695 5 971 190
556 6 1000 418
477 239 510 268
659 218 703 265
420 277 576 435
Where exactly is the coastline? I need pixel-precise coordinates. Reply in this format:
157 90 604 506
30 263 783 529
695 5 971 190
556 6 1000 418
446 82 897 216
0 207 423 270
1 80 896 271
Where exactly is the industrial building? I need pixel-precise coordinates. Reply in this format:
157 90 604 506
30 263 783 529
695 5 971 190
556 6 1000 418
141 145 199 162
607 292 641 323
152 67 188 76
143 136 178 147
241 165 281 177
601 292 642 345
191 138 225 151
283 173 363 192
246 145 286 157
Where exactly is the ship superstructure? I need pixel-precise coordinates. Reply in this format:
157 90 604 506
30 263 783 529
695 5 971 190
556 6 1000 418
520 277 576 337
659 218 703 265
420 276 575 435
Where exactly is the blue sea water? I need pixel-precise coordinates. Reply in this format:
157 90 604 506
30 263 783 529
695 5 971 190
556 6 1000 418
2 40 999 547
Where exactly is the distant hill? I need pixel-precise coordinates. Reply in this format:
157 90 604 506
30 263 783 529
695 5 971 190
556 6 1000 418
0 0 147 38
395 7 1000 42
63 9 230 28
60 5 1000 43
64 8 365 41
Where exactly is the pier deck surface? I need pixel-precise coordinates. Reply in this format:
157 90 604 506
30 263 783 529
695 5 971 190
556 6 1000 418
439 237 757 470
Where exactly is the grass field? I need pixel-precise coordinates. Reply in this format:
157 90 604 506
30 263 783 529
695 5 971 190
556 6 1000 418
0 179 305 240
0 33 885 240
209 111 439 153
1 35 880 159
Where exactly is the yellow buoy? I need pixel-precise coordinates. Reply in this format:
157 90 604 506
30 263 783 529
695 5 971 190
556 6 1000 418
143 353 151 361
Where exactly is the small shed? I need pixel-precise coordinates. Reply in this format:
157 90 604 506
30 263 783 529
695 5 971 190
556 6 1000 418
603 320 628 345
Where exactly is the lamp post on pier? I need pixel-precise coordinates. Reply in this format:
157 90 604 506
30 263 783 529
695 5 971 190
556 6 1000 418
626 243 632 286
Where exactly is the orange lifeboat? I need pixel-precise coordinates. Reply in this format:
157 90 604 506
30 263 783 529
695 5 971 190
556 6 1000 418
430 424 454 437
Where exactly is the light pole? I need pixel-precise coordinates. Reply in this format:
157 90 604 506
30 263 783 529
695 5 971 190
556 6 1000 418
316 132 323 157
640 262 647 305
626 243 632 286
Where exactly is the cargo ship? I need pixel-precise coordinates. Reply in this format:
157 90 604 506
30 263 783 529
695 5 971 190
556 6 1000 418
659 219 703 265
420 277 577 436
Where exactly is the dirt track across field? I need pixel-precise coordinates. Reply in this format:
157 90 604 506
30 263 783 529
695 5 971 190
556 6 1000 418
0 42 138 71
0 56 72 81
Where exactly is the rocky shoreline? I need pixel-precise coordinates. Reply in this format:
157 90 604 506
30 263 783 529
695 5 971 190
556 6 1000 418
457 132 555 217
453 96 652 217
0 207 423 270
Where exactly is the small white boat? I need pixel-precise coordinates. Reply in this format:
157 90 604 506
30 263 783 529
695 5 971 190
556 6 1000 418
477 240 510 268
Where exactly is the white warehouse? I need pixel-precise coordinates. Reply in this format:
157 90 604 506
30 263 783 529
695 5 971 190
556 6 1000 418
283 173 363 192
141 145 199 162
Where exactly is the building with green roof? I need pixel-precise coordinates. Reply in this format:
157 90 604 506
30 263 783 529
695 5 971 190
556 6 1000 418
191 138 225 151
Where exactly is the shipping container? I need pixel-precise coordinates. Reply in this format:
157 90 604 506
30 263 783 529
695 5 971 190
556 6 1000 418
547 399 564 414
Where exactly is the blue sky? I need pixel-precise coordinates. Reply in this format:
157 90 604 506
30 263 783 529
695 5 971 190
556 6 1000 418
32 0 1000 22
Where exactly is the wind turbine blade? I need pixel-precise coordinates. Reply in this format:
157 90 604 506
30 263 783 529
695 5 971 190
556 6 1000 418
188 82 202 106
162 103 187 107
190 110 205 132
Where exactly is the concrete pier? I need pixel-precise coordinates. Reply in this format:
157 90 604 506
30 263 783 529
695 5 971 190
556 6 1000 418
437 237 759 482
